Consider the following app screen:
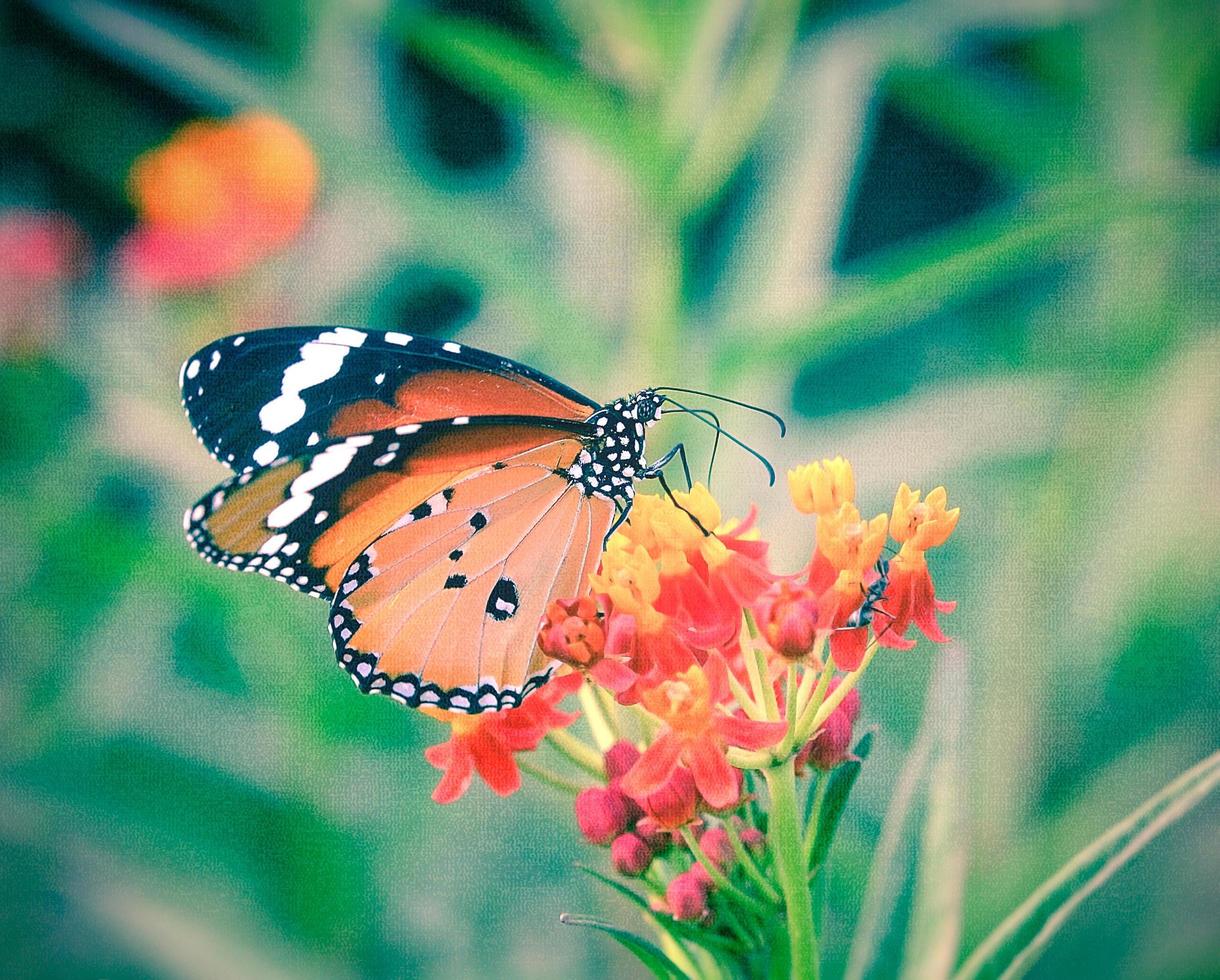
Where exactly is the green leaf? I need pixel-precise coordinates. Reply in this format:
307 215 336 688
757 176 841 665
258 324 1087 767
953 748 1220 980
900 647 968 980
808 730 873 870
560 913 688 979
398 13 660 179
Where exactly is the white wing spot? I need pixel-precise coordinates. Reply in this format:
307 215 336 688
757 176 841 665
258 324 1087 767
233 335 245 346
258 533 289 555
396 423 421 435
442 342 462 353
452 416 470 425
185 359 201 380
253 440 279 466
373 452 396 467
314 510 329 523
374 372 386 384
191 504 205 521
209 350 221 370
385 332 413 345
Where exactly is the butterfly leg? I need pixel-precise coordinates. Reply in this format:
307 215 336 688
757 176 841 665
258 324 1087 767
644 442 693 491
603 499 633 547
649 469 713 537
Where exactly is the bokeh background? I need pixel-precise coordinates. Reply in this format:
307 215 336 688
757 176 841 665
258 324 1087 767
1 0 1217 977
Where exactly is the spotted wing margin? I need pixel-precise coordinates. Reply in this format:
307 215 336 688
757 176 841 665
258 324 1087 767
331 453 616 713
181 326 600 472
184 415 595 600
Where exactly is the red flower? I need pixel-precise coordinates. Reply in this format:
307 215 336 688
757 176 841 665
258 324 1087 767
423 672 582 803
538 595 606 669
621 656 786 811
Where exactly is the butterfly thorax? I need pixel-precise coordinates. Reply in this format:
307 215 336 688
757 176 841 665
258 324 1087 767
565 390 663 503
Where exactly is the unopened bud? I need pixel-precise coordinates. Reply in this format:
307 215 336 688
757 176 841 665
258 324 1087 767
610 833 652 876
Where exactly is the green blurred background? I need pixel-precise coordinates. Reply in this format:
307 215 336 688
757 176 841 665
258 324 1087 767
1 0 1217 977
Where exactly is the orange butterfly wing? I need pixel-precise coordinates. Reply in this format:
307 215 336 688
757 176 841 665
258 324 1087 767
331 442 615 711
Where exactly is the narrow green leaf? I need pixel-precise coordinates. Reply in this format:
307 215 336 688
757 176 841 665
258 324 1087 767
900 647 968 980
844 706 934 980
560 914 688 979
809 730 873 870
953 748 1220 980
398 13 659 178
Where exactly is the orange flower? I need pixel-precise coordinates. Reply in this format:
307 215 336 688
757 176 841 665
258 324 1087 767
620 657 786 810
788 456 855 516
119 111 317 290
423 672 582 803
593 485 775 652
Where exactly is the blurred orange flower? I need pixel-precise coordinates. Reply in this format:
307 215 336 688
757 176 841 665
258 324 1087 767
117 111 318 290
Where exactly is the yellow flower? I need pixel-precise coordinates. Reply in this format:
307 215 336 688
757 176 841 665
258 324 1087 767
816 502 888 578
788 456 855 516
891 484 960 554
589 539 666 632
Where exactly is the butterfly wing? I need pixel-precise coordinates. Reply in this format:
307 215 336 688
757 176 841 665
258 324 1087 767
331 446 615 712
181 326 599 472
184 416 594 600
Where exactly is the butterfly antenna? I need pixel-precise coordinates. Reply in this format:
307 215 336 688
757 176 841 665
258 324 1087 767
656 387 787 437
662 396 776 485
661 404 723 484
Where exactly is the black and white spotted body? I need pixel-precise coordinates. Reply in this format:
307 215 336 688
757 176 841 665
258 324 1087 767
565 390 663 505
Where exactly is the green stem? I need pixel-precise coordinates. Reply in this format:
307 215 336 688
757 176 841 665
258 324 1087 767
679 826 767 913
764 762 819 980
516 757 586 796
546 729 605 779
578 682 616 751
725 821 781 904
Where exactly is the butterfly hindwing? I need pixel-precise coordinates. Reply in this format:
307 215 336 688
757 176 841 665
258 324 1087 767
331 446 615 712
184 417 592 601
181 327 599 472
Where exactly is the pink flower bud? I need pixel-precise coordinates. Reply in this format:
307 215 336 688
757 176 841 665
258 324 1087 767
698 827 735 871
798 680 861 772
575 787 631 844
603 740 641 782
687 861 714 891
739 827 765 854
756 582 820 659
636 766 697 829
634 817 675 853
611 833 653 876
666 870 710 922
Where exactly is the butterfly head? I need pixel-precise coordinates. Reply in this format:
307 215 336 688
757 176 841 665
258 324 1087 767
621 389 664 425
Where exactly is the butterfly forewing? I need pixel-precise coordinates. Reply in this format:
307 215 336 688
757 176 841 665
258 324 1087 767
181 327 598 472
184 418 592 601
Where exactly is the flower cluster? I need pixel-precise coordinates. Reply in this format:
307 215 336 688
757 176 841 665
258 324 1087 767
117 111 317 291
0 209 87 352
419 457 957 969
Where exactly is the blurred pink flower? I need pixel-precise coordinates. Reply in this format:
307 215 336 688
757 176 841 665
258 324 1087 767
0 209 87 352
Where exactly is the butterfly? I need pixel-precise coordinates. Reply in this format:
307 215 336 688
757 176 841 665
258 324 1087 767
180 326 780 713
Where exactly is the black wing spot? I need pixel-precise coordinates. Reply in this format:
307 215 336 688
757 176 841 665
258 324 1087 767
443 487 456 501
491 462 507 470
469 512 488 531
448 549 463 561
444 573 468 589
486 577 519 621
410 501 432 521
